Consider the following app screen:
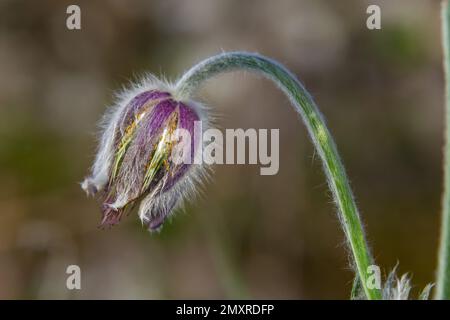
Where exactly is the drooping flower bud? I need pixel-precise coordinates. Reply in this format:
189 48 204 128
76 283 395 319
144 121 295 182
82 78 207 231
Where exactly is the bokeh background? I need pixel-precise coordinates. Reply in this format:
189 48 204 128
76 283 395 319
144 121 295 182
0 0 445 299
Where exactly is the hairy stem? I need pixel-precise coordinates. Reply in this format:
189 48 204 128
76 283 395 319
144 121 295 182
175 52 381 300
437 0 450 300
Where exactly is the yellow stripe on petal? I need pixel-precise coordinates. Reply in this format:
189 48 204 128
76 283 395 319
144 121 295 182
141 113 178 192
111 99 162 181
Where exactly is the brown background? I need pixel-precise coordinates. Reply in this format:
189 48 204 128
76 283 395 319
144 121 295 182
0 0 444 299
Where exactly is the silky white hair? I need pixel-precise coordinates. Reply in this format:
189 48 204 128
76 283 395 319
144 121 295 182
82 75 212 230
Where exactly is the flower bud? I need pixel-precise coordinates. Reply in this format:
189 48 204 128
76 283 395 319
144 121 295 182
82 78 207 231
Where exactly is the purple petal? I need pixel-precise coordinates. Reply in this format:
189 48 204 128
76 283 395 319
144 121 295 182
110 99 178 202
162 102 201 192
119 90 171 135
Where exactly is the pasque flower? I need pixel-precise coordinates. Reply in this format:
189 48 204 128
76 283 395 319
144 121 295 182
82 52 382 299
80 49 447 299
82 78 207 231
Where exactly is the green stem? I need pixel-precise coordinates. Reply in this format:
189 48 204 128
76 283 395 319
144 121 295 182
175 52 381 300
437 0 450 300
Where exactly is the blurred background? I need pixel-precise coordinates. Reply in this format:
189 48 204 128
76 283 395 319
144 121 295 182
0 0 445 299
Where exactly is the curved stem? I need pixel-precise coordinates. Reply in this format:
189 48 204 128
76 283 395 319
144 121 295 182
175 52 381 300
437 0 450 300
